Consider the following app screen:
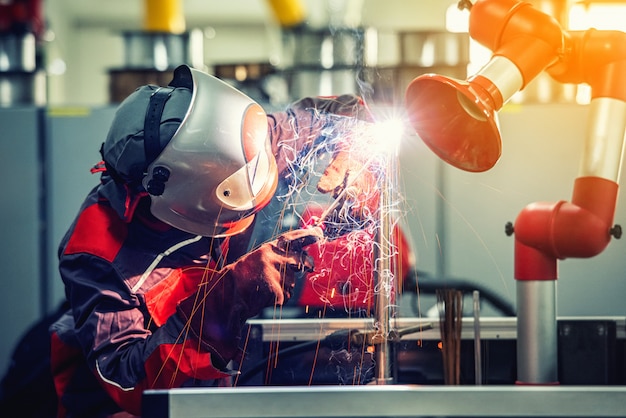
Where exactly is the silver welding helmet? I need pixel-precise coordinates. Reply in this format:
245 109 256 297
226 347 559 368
140 65 278 237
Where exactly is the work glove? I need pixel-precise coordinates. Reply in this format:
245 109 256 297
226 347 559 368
316 122 382 223
295 96 381 223
317 146 380 220
176 227 324 366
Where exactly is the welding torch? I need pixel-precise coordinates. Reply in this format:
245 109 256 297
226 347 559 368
276 152 381 274
275 227 322 273
311 151 382 231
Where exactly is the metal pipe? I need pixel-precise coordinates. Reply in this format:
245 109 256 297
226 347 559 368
373 150 397 384
516 279 557 384
473 290 482 385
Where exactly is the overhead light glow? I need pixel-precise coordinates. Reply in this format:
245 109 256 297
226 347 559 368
569 4 626 31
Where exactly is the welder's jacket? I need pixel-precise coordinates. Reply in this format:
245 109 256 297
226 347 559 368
49 96 370 418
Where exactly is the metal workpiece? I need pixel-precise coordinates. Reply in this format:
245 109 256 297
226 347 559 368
142 385 626 417
246 316 625 342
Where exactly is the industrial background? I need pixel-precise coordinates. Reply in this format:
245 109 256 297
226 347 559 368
2 0 626 416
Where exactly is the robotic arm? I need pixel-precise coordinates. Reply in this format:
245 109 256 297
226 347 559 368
514 26 626 278
405 0 626 384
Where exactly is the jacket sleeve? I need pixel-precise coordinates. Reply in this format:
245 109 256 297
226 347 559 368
58 204 227 416
268 94 373 174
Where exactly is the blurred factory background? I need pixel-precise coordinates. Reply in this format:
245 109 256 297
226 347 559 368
2 0 626 388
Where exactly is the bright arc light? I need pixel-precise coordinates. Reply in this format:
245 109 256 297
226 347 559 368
370 118 406 154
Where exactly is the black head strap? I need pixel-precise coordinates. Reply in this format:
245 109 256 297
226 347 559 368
144 86 174 165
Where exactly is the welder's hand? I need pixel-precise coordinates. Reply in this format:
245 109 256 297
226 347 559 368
176 227 324 365
317 148 380 221
229 226 324 308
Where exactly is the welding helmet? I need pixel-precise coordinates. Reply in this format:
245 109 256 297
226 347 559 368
103 64 278 237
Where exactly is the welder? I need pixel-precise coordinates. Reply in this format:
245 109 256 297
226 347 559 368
49 64 376 417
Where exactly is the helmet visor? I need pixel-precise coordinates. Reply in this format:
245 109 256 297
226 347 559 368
144 67 277 237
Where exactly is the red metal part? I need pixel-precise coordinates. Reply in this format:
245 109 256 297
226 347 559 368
514 177 619 280
297 206 412 311
404 74 502 172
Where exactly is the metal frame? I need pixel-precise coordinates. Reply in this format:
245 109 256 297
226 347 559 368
247 316 625 342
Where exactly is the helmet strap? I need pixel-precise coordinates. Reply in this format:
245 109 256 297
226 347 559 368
144 86 174 165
